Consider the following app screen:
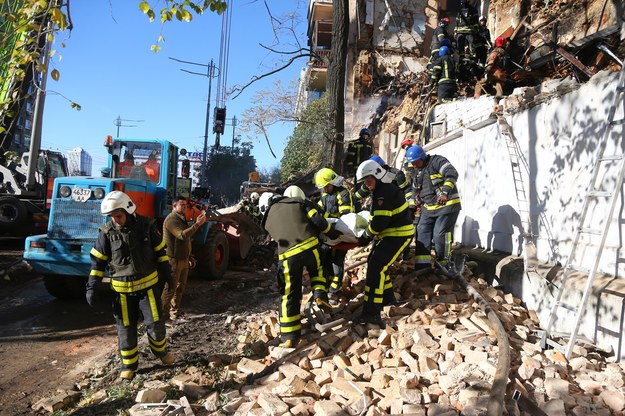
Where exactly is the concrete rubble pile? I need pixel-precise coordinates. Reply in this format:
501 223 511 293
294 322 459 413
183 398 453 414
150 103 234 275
110 255 625 416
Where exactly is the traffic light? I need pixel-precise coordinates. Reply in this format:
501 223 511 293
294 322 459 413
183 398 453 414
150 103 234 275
213 107 226 134
181 159 190 178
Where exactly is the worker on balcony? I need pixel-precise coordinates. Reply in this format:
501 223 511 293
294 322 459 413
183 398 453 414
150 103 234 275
86 191 175 380
261 186 341 347
118 152 135 177
474 36 508 99
406 145 462 271
314 167 355 305
431 46 458 103
142 151 160 183
354 160 413 326
344 128 374 180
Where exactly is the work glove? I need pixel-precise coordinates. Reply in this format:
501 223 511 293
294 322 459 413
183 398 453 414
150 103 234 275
357 233 373 247
325 224 342 240
85 276 98 308
436 190 449 206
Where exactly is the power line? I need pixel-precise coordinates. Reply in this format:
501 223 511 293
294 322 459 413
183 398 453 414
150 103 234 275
114 116 144 137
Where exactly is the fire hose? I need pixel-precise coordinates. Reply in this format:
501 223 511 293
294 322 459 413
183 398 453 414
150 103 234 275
434 260 510 416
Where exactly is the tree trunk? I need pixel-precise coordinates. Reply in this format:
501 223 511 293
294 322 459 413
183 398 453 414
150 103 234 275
326 0 349 173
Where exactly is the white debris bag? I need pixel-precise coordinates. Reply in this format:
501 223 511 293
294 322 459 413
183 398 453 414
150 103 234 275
321 211 370 246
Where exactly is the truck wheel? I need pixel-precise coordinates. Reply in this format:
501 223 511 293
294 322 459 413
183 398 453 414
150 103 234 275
196 230 229 280
0 196 27 232
43 275 87 300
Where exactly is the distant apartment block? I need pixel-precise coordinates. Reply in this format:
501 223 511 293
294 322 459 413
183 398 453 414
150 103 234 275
68 147 92 176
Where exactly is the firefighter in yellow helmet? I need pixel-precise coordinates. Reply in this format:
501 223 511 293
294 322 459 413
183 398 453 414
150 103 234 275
87 191 174 380
314 167 355 305
262 186 341 347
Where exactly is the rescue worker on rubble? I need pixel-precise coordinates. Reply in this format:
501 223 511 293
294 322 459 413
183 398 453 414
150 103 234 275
86 191 174 380
431 46 458 103
240 192 262 223
406 146 462 271
354 155 412 211
474 16 492 65
344 128 374 180
355 160 413 326
454 0 479 59
261 186 341 347
474 36 508 99
161 196 207 321
428 18 453 69
314 167 355 305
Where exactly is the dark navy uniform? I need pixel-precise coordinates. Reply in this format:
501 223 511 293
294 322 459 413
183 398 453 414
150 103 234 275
431 54 458 103
360 181 413 321
413 155 462 269
89 214 172 373
264 197 331 342
344 138 374 178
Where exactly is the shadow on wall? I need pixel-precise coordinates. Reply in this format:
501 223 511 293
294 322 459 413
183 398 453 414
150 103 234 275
486 204 523 256
461 215 482 249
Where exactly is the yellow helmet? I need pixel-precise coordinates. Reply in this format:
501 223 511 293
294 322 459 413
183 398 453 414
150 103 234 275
314 167 342 189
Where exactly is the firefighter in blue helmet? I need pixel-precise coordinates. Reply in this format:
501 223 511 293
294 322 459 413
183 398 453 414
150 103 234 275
354 160 413 326
87 191 174 380
431 46 458 103
406 146 462 270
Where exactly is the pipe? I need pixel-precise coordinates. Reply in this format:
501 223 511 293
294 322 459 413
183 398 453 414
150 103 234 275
435 261 510 416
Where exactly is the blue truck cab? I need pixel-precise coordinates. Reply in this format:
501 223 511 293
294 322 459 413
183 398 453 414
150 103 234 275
24 137 230 299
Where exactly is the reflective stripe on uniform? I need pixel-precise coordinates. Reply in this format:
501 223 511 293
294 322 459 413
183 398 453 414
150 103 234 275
111 271 159 293
147 288 159 321
120 345 139 365
90 247 108 260
279 236 319 260
90 269 104 277
149 335 167 353
120 293 130 326
423 197 461 210
153 240 166 252
279 258 302 334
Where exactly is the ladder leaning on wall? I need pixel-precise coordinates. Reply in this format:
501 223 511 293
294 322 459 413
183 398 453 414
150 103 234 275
544 65 625 359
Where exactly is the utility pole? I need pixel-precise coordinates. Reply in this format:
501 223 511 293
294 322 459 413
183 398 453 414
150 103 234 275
231 115 237 148
114 116 144 137
170 57 218 188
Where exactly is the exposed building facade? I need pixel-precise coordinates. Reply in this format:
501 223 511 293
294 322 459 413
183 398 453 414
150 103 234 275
67 147 92 176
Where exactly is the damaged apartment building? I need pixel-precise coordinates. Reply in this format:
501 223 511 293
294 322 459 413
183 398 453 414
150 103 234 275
300 0 625 360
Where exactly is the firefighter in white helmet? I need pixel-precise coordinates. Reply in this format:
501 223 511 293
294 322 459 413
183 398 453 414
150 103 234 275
262 185 341 347
87 191 174 380
354 160 413 326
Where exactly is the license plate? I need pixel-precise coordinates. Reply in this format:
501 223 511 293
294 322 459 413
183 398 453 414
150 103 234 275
71 187 92 202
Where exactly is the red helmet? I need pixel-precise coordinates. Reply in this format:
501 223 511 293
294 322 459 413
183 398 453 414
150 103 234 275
401 138 414 148
439 17 450 27
494 36 506 47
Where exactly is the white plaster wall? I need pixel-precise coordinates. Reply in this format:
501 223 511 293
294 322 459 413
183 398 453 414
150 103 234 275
426 70 625 278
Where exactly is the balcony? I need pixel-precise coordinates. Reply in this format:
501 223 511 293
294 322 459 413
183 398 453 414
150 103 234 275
311 49 331 69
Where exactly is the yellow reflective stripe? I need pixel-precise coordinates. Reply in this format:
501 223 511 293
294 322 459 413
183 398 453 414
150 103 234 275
339 205 352 213
430 173 442 179
378 224 414 238
90 269 104 277
374 209 392 217
322 222 331 234
372 201 408 217
149 336 167 352
280 314 302 323
307 208 319 219
148 288 159 321
154 240 166 251
367 224 379 235
281 259 290 321
280 323 302 333
312 248 325 291
121 346 138 356
111 271 159 293
90 247 108 260
443 181 455 188
120 294 130 326
122 355 139 365
424 198 461 210
157 255 169 263
279 236 319 260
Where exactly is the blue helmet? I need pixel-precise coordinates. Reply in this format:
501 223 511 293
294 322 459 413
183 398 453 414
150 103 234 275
406 145 427 163
440 38 452 47
439 46 450 56
359 128 371 137
370 155 385 166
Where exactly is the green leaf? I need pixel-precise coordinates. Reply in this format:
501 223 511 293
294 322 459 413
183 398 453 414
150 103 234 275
70 102 81 111
147 10 155 22
139 1 150 13
51 69 60 81
150 44 162 53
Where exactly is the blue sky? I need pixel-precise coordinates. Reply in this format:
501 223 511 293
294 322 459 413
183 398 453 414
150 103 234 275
42 0 308 174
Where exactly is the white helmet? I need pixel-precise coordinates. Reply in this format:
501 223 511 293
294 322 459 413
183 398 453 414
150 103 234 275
250 192 260 202
259 192 275 215
101 191 136 215
356 160 385 182
283 185 305 200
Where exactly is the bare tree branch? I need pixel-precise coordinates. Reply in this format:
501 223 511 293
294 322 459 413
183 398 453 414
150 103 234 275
256 121 277 158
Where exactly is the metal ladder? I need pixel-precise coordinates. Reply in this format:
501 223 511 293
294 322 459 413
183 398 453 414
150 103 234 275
497 115 532 244
545 65 625 359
